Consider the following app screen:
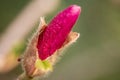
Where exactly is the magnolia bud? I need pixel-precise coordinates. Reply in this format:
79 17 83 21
18 5 81 80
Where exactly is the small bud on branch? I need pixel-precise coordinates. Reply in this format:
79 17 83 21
18 5 81 80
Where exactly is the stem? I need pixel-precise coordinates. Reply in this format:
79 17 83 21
17 73 34 80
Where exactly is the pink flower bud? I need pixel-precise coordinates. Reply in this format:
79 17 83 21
37 5 81 60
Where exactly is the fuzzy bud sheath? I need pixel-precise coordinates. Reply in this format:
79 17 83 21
18 5 81 80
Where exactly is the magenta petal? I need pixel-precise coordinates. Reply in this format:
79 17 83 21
37 5 81 60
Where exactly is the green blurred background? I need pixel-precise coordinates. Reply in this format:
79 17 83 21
0 0 120 80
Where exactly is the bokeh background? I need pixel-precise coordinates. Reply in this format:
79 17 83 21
0 0 120 80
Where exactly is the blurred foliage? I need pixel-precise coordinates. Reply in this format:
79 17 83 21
0 0 120 80
0 0 29 35
12 42 26 56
